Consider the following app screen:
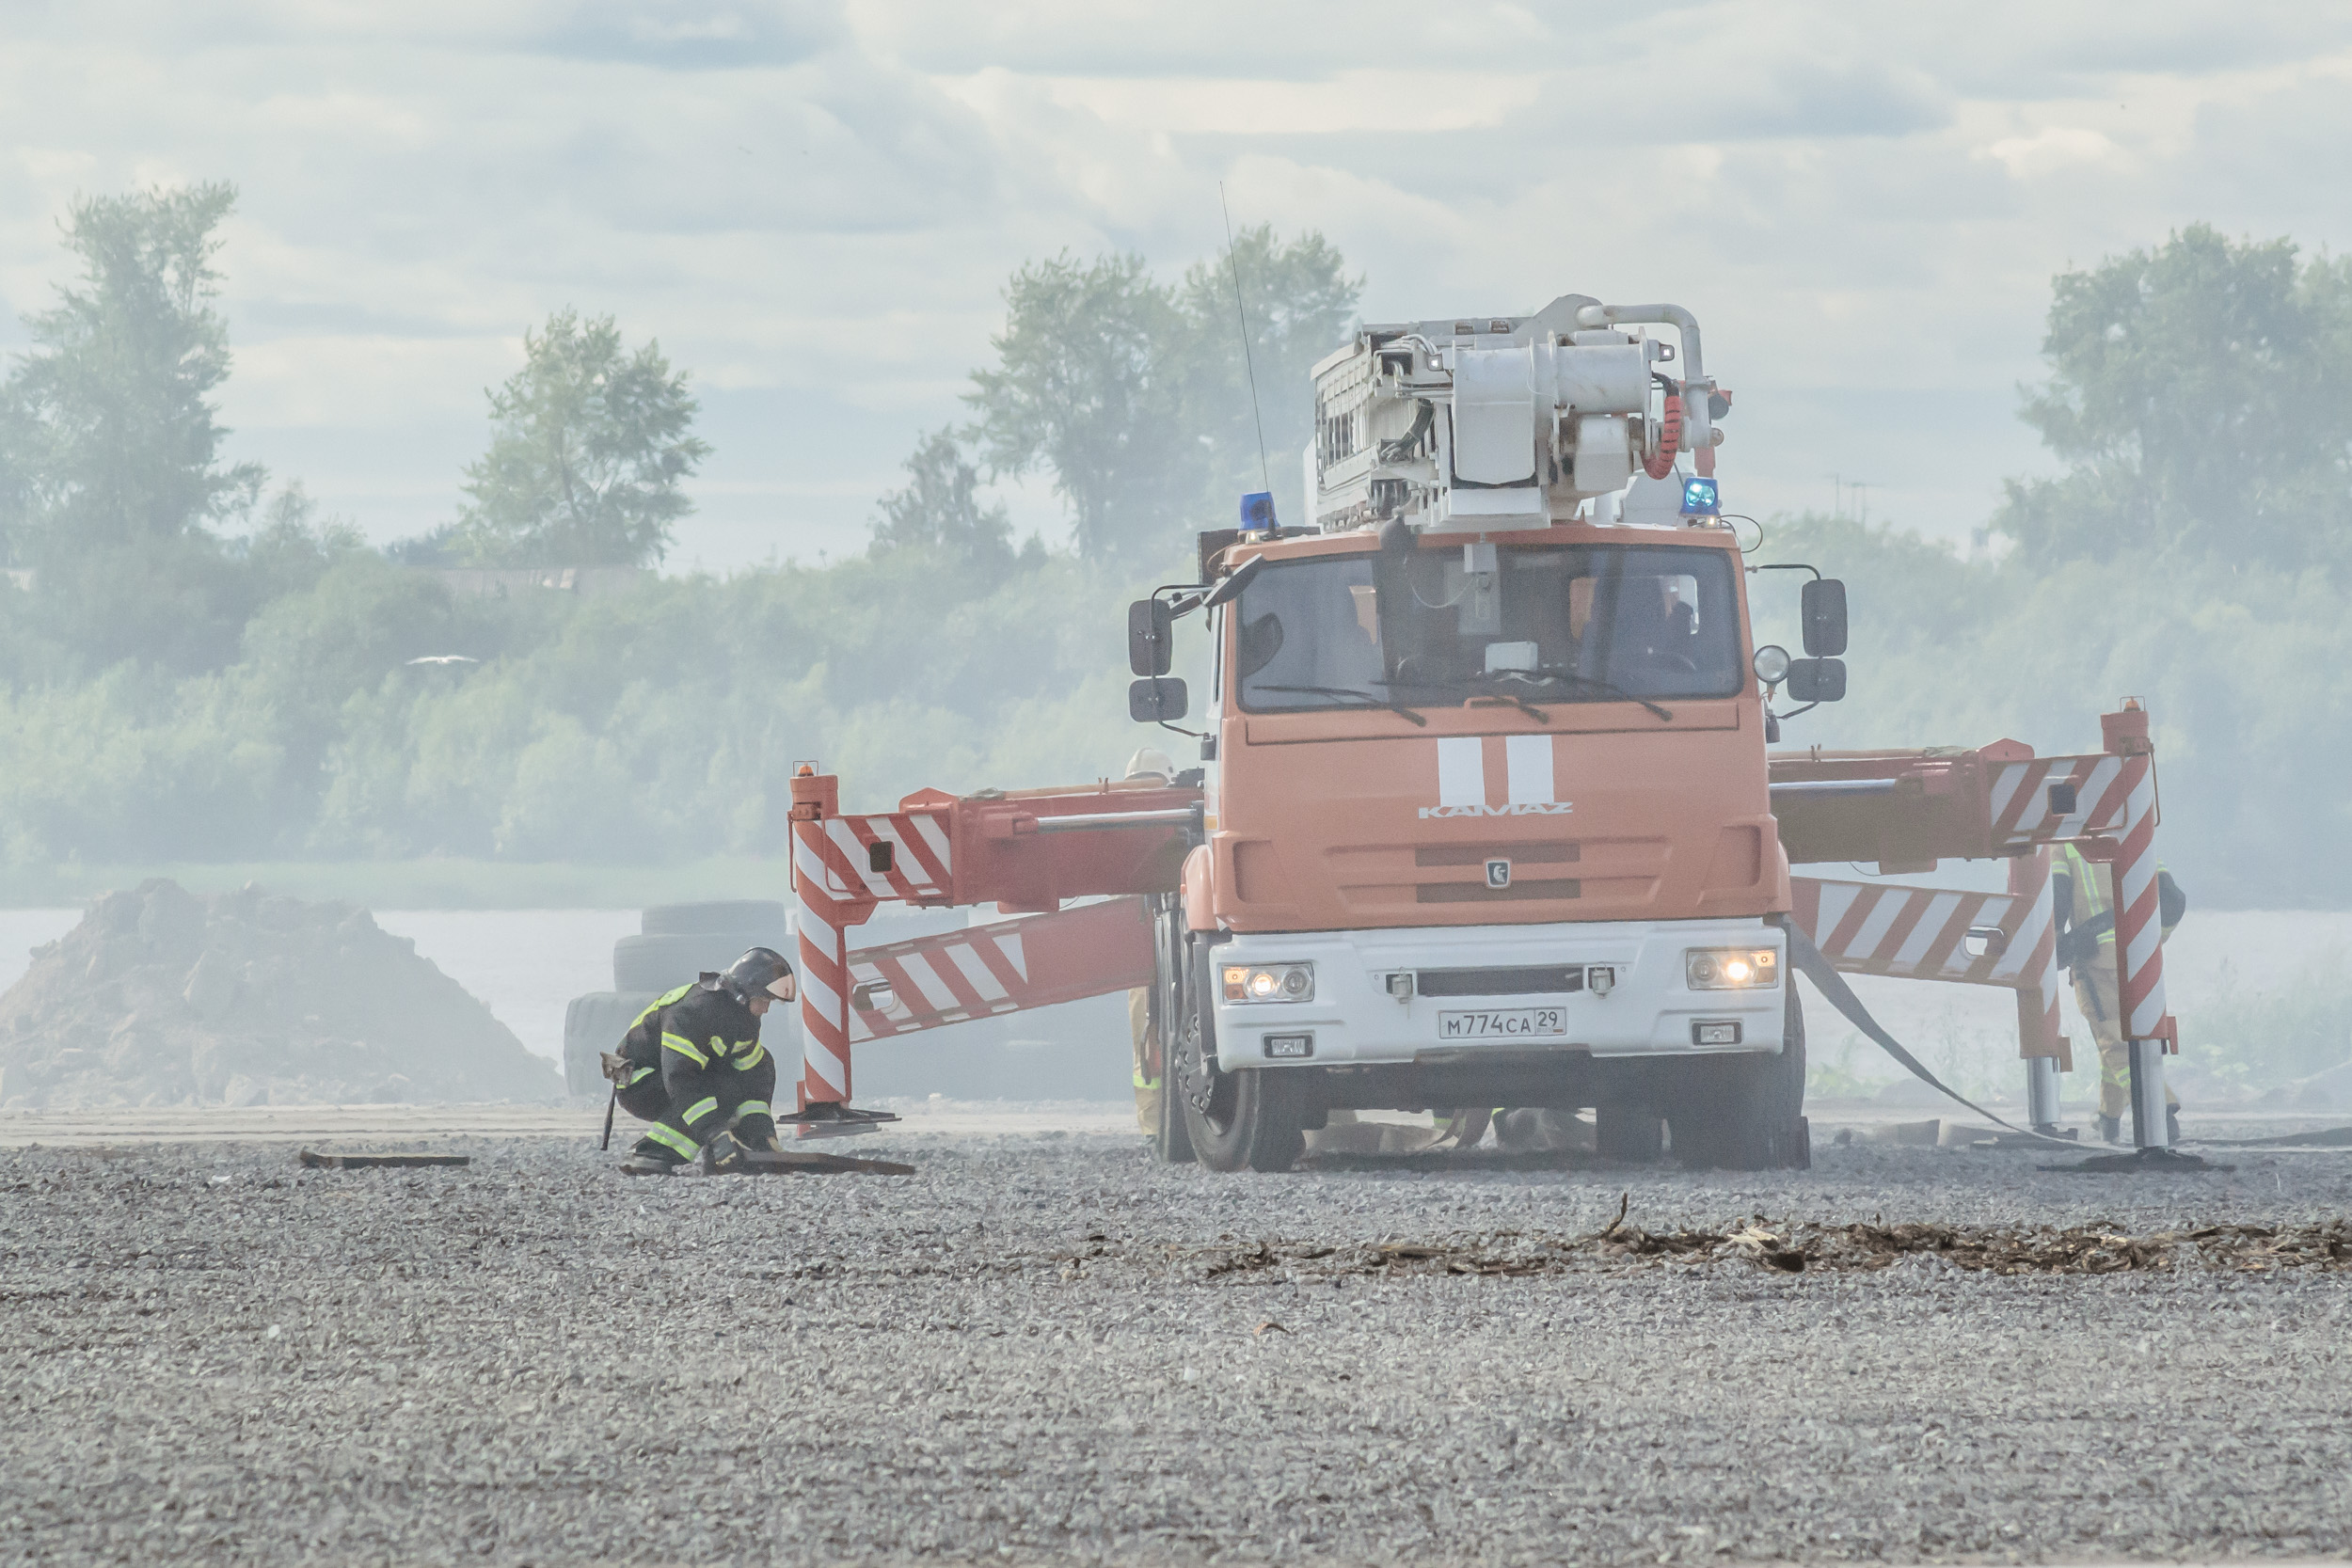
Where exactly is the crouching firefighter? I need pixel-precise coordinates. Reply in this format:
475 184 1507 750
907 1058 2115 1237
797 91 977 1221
601 948 797 1176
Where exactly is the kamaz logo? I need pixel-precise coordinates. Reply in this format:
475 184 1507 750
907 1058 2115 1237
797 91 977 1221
1417 801 1574 819
1427 737 1571 820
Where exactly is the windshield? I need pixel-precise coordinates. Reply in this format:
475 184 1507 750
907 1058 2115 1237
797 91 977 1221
1232 543 1743 713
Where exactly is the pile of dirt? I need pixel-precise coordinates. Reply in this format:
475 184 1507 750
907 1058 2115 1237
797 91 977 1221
0 879 558 1109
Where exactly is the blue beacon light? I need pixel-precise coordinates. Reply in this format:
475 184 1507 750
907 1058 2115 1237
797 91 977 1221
1679 476 1721 517
1238 491 1277 533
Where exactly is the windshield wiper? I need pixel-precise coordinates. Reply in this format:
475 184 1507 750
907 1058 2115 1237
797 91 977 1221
1375 676 1547 723
1252 684 1430 726
1517 668 1674 721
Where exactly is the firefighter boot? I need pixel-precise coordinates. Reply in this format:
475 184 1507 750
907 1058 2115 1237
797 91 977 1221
2096 1115 2122 1146
620 1143 686 1177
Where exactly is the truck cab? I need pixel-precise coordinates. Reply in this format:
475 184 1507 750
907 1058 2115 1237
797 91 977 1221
1131 295 1843 1172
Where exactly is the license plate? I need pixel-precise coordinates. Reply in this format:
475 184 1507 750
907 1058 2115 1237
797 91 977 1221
1438 1007 1567 1040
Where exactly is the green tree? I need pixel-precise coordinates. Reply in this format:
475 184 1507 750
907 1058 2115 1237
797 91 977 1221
0 182 263 566
965 253 1192 563
453 310 709 567
1993 224 2352 571
963 233 1359 564
868 427 1021 578
0 182 299 674
1176 225 1360 519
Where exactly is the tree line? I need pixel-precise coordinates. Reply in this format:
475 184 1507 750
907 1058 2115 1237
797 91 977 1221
0 184 1348 863
0 188 2346 906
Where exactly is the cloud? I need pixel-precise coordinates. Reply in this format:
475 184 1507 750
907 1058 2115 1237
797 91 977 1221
525 0 845 68
3 1 2351 561
1980 125 2126 179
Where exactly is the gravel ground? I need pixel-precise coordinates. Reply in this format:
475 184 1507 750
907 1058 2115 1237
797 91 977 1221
5 1122 2352 1566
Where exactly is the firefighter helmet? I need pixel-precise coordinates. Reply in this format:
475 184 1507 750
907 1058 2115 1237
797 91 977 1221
712 946 795 1006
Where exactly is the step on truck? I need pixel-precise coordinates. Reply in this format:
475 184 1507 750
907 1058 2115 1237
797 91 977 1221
1125 293 1847 1172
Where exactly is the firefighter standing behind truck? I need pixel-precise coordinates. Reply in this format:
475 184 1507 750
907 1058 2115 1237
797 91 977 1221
2053 843 2185 1145
605 947 797 1175
1123 745 1178 1135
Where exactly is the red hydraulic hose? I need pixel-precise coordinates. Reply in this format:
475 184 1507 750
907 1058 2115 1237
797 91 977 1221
1644 383 1683 481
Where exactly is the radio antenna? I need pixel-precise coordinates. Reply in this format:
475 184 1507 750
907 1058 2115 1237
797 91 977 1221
1219 182 1273 495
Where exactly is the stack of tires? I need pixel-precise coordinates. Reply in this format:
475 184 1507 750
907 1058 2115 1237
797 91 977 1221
561 900 794 1100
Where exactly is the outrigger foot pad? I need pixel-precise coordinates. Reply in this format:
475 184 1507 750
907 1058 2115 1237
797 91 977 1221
737 1148 916 1178
2041 1146 2225 1174
779 1101 901 1140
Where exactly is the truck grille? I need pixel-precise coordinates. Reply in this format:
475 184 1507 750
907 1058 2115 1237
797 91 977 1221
1417 879 1581 903
1415 965 1586 997
1413 842 1579 867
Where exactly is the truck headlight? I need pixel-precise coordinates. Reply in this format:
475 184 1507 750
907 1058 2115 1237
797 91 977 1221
1224 962 1314 1003
1685 947 1779 990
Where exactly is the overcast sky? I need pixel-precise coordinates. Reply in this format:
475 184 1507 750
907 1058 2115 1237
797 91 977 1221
5 1 2348 570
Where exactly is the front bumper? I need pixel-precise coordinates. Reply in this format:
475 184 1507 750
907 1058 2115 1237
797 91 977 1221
1209 915 1785 1071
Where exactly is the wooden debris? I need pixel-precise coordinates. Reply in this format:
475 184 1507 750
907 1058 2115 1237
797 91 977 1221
295 1149 470 1170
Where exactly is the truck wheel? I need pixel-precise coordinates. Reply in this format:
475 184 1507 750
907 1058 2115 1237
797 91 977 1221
1151 1006 1196 1167
1595 1102 1665 1162
1667 988 1810 1171
1172 962 1304 1172
1153 1073 1198 1164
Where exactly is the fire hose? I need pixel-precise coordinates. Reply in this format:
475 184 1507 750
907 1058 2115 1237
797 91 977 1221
1788 926 2352 1158
1785 925 2082 1149
1644 375 1683 481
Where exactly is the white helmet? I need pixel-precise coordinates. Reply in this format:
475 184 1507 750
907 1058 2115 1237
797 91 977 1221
1123 746 1176 782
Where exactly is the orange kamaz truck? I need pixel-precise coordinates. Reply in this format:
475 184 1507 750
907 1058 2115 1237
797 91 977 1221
1126 294 1848 1173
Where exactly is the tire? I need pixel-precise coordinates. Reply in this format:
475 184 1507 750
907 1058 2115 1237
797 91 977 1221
612 931 779 992
1172 952 1303 1172
1666 987 1810 1170
1154 1048 1198 1165
563 990 659 1101
1595 1101 1666 1162
1150 905 1196 1165
641 900 792 936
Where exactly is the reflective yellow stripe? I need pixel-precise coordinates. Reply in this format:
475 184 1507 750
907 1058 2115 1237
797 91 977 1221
633 984 695 1030
683 1097 720 1125
734 1101 770 1119
628 1066 657 1085
662 1032 708 1067
645 1123 699 1159
734 1044 766 1070
2062 845 2110 915
2059 845 2116 948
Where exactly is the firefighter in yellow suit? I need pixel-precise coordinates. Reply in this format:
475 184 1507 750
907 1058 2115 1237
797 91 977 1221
1124 747 1178 1135
2053 842 2185 1145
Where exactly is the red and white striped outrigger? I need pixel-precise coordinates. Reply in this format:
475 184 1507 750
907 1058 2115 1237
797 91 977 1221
785 768 1197 1126
1769 702 2175 1142
786 704 2177 1149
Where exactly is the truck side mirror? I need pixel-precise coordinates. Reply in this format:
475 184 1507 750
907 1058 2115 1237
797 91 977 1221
1201 554 1263 610
1801 578 1848 657
1128 676 1188 723
1127 598 1172 676
1787 657 1845 703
